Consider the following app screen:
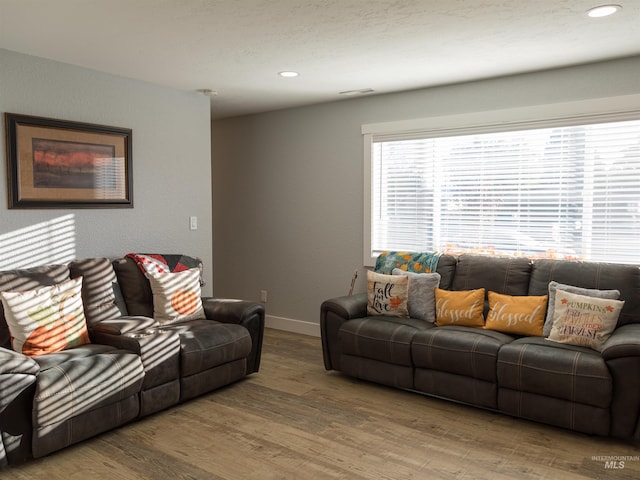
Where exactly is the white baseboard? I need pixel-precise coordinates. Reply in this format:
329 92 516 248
265 315 320 337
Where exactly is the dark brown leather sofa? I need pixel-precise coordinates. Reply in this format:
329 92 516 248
0 256 264 468
321 254 640 439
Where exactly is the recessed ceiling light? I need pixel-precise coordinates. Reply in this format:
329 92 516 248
586 4 622 17
196 89 218 96
278 71 299 78
339 88 376 96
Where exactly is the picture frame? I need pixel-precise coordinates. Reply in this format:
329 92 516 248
4 113 133 208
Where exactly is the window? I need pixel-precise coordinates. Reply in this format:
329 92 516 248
364 101 640 266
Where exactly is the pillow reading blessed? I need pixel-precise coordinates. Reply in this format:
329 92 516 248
392 269 440 322
543 281 620 336
0 277 91 357
435 288 485 327
366 270 409 317
146 268 205 324
484 291 547 336
547 289 624 351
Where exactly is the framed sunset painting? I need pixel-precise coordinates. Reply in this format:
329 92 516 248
4 113 132 208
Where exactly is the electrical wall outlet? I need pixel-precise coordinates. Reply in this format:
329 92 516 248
260 290 268 302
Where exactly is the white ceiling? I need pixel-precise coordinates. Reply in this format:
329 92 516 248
1 1 639 119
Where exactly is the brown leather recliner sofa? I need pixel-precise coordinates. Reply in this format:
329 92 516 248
321 253 640 439
0 255 264 468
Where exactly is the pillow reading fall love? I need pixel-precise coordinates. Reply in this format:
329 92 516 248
547 289 624 351
366 270 409 317
146 268 205 324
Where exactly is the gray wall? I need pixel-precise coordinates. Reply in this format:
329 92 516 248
0 49 214 294
212 56 640 333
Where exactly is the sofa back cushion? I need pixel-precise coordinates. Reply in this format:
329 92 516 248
452 254 532 296
69 258 127 326
112 257 154 317
529 259 640 327
435 255 457 290
0 264 70 349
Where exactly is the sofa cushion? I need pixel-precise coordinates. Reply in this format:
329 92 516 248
392 269 440 323
452 254 532 296
69 257 127 325
0 277 90 357
340 316 432 366
32 344 144 429
547 290 624 352
157 320 252 377
434 288 485 327
0 264 70 349
543 281 621 336
366 271 409 318
484 291 547 336
528 258 640 327
497 337 612 408
412 325 513 382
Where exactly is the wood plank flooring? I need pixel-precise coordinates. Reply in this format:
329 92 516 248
6 328 640 479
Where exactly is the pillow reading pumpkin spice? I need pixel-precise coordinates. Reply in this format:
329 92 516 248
146 268 205 324
484 291 547 336
366 270 409 317
434 288 485 327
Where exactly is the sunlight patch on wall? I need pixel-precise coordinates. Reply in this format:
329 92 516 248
0 214 77 269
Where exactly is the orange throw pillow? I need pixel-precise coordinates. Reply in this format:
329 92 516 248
435 288 485 327
484 291 547 336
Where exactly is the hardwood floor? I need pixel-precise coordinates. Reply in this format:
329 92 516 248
6 328 640 479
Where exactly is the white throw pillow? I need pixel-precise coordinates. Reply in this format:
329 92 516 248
0 277 90 356
146 268 205 324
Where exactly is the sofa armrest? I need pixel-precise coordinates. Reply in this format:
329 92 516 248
90 316 158 336
0 347 39 379
202 298 265 374
322 293 368 320
0 347 39 467
601 324 640 360
320 293 367 371
601 324 640 439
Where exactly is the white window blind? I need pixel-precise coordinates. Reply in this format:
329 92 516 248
370 117 640 264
